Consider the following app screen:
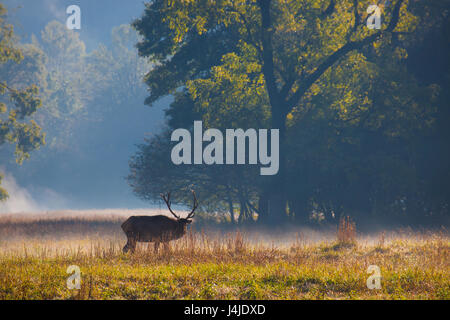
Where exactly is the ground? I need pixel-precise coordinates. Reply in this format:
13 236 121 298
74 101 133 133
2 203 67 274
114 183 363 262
0 210 448 300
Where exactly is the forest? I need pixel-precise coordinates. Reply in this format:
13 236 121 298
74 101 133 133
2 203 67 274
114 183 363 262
1 0 449 227
127 0 450 227
0 1 165 209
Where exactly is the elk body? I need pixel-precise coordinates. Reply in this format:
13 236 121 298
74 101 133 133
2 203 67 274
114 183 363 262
121 191 198 253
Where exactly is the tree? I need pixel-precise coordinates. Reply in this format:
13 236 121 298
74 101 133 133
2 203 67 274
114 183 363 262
0 16 170 208
85 24 152 118
0 4 45 201
132 0 412 223
35 21 89 152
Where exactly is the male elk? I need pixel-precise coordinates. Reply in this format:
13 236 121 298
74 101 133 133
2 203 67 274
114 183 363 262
121 190 198 253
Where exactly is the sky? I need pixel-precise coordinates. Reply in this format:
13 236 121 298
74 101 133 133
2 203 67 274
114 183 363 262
3 0 146 50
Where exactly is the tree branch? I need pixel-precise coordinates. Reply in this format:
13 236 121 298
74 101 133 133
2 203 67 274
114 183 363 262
322 0 336 19
246 199 260 215
257 0 280 108
386 0 403 32
0 82 16 93
286 0 404 112
353 0 360 31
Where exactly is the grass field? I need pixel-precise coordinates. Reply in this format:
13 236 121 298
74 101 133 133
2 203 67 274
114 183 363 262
0 211 448 300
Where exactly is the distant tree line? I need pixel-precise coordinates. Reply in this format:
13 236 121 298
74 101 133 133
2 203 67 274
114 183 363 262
128 0 450 226
0 3 156 204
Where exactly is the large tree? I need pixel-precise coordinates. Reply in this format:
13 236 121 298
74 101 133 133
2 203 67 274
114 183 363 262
132 0 414 223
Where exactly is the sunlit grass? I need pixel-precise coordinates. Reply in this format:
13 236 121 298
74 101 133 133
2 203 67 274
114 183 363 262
0 213 448 300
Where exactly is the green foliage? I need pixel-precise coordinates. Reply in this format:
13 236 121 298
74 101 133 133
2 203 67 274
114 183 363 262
0 4 22 64
0 173 7 201
0 4 45 200
187 43 271 130
130 0 450 224
86 24 151 115
39 21 87 122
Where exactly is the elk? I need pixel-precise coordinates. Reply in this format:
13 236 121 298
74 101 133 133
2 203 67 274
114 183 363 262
121 190 198 253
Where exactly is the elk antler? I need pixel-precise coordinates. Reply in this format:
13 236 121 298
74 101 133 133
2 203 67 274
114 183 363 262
186 190 198 219
161 192 180 219
161 190 198 220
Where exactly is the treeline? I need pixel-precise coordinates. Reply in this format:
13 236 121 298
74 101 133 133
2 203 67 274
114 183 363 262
1 19 150 153
0 4 163 207
127 0 450 226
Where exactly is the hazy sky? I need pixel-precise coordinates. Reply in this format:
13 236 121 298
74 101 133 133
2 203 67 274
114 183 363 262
3 0 146 50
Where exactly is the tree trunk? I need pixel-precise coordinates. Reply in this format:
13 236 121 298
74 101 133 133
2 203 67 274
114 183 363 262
266 103 288 224
257 191 269 222
227 197 236 224
257 0 289 225
291 194 310 224
238 199 247 223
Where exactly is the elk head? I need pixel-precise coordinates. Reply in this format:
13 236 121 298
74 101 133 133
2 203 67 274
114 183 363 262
160 190 198 225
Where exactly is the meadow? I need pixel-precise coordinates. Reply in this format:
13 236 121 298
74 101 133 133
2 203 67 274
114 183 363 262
0 210 448 300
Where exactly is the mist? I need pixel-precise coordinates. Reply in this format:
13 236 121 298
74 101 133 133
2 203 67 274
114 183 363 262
0 172 39 213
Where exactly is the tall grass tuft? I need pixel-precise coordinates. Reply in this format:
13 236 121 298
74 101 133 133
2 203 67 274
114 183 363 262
337 215 356 246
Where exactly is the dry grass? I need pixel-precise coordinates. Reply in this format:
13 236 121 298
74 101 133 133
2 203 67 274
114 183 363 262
336 216 357 247
0 212 448 300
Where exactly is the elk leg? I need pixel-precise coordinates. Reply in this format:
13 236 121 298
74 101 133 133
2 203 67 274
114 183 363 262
129 238 136 253
123 238 131 253
154 242 160 253
123 237 136 254
163 242 170 252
